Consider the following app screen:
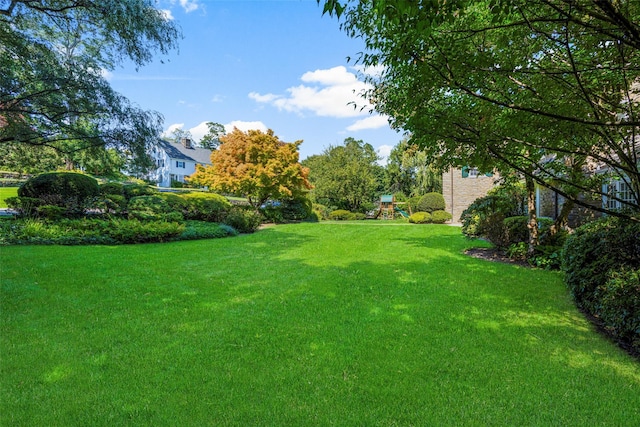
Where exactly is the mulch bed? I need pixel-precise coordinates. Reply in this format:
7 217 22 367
464 247 530 267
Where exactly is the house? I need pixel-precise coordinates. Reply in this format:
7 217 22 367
148 138 212 187
442 167 497 223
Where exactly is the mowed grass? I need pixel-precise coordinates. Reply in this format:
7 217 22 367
1 223 639 426
0 187 18 208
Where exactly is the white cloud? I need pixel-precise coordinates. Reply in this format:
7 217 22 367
160 9 174 20
224 120 268 134
346 115 390 131
189 122 210 142
377 144 393 166
170 0 199 13
162 123 185 138
249 66 373 119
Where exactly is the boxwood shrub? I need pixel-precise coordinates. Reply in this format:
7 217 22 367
562 216 640 353
18 172 100 215
417 192 446 213
329 209 352 220
431 210 452 224
409 211 431 224
181 192 231 222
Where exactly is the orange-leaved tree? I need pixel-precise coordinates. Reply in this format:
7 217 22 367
189 128 312 209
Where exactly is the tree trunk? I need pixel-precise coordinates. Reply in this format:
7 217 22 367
550 197 574 235
526 175 539 257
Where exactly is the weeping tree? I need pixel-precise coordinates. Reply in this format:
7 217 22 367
320 0 640 252
0 1 181 172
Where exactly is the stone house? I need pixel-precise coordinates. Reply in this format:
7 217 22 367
442 167 497 223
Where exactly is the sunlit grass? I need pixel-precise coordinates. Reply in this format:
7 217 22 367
1 223 638 425
0 187 18 208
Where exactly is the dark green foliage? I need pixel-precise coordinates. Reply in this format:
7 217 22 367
123 183 157 200
431 210 452 224
100 182 125 196
5 196 41 217
127 195 183 222
177 221 238 240
562 216 640 351
562 216 640 310
222 207 262 233
180 192 231 222
262 197 313 223
409 212 432 224
407 196 421 215
417 192 445 213
18 172 100 215
158 192 189 212
312 203 330 220
104 219 184 243
503 216 529 246
598 268 640 354
37 205 66 220
329 209 352 220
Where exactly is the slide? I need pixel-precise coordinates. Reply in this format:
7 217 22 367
394 207 410 218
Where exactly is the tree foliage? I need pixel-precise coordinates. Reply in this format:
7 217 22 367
0 0 180 168
189 128 312 209
200 122 226 150
303 137 382 211
320 0 640 219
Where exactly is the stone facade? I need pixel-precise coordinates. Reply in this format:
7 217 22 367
442 167 498 223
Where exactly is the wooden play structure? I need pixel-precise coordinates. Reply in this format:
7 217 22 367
377 195 410 220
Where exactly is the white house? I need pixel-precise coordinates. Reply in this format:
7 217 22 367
149 138 212 187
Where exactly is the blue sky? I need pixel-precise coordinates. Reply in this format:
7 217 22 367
107 0 403 161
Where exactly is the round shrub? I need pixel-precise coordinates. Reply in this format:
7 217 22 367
329 209 352 220
407 196 421 214
18 172 100 215
417 192 445 213
223 206 262 233
409 211 432 224
349 212 366 220
431 210 452 224
562 216 640 313
127 195 183 221
312 203 330 220
159 192 189 212
181 192 231 222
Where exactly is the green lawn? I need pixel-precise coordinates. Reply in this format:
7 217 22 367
0 187 18 208
1 223 638 425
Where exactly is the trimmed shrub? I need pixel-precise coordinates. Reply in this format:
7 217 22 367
562 216 640 313
350 212 367 220
100 182 125 196
106 219 184 243
159 192 189 212
181 192 231 222
38 205 66 220
598 268 640 353
18 172 100 215
417 192 446 213
178 221 239 240
127 195 183 222
431 210 452 224
312 203 331 220
329 209 352 220
409 211 432 224
407 196 421 214
223 206 262 233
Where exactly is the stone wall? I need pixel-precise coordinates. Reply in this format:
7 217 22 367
442 168 498 223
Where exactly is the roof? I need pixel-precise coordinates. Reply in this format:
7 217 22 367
381 195 394 203
157 139 212 165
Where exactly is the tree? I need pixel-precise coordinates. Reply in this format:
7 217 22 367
320 0 640 222
0 1 180 167
303 137 381 211
200 122 226 150
189 128 312 210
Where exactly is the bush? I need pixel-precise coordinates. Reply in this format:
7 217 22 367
312 203 331 220
409 211 432 224
431 210 452 224
100 182 125 197
417 192 446 213
329 209 352 220
6 196 41 217
178 221 238 240
181 192 231 222
123 183 156 200
18 172 100 215
106 219 184 243
37 205 66 220
562 216 640 313
407 196 421 214
223 206 262 233
127 195 183 222
598 268 640 353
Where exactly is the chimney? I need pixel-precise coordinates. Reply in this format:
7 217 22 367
181 138 192 149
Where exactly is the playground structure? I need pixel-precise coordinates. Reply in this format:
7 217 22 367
377 195 410 220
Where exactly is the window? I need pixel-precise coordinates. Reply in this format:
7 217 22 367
176 161 185 168
461 166 479 178
604 179 637 210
